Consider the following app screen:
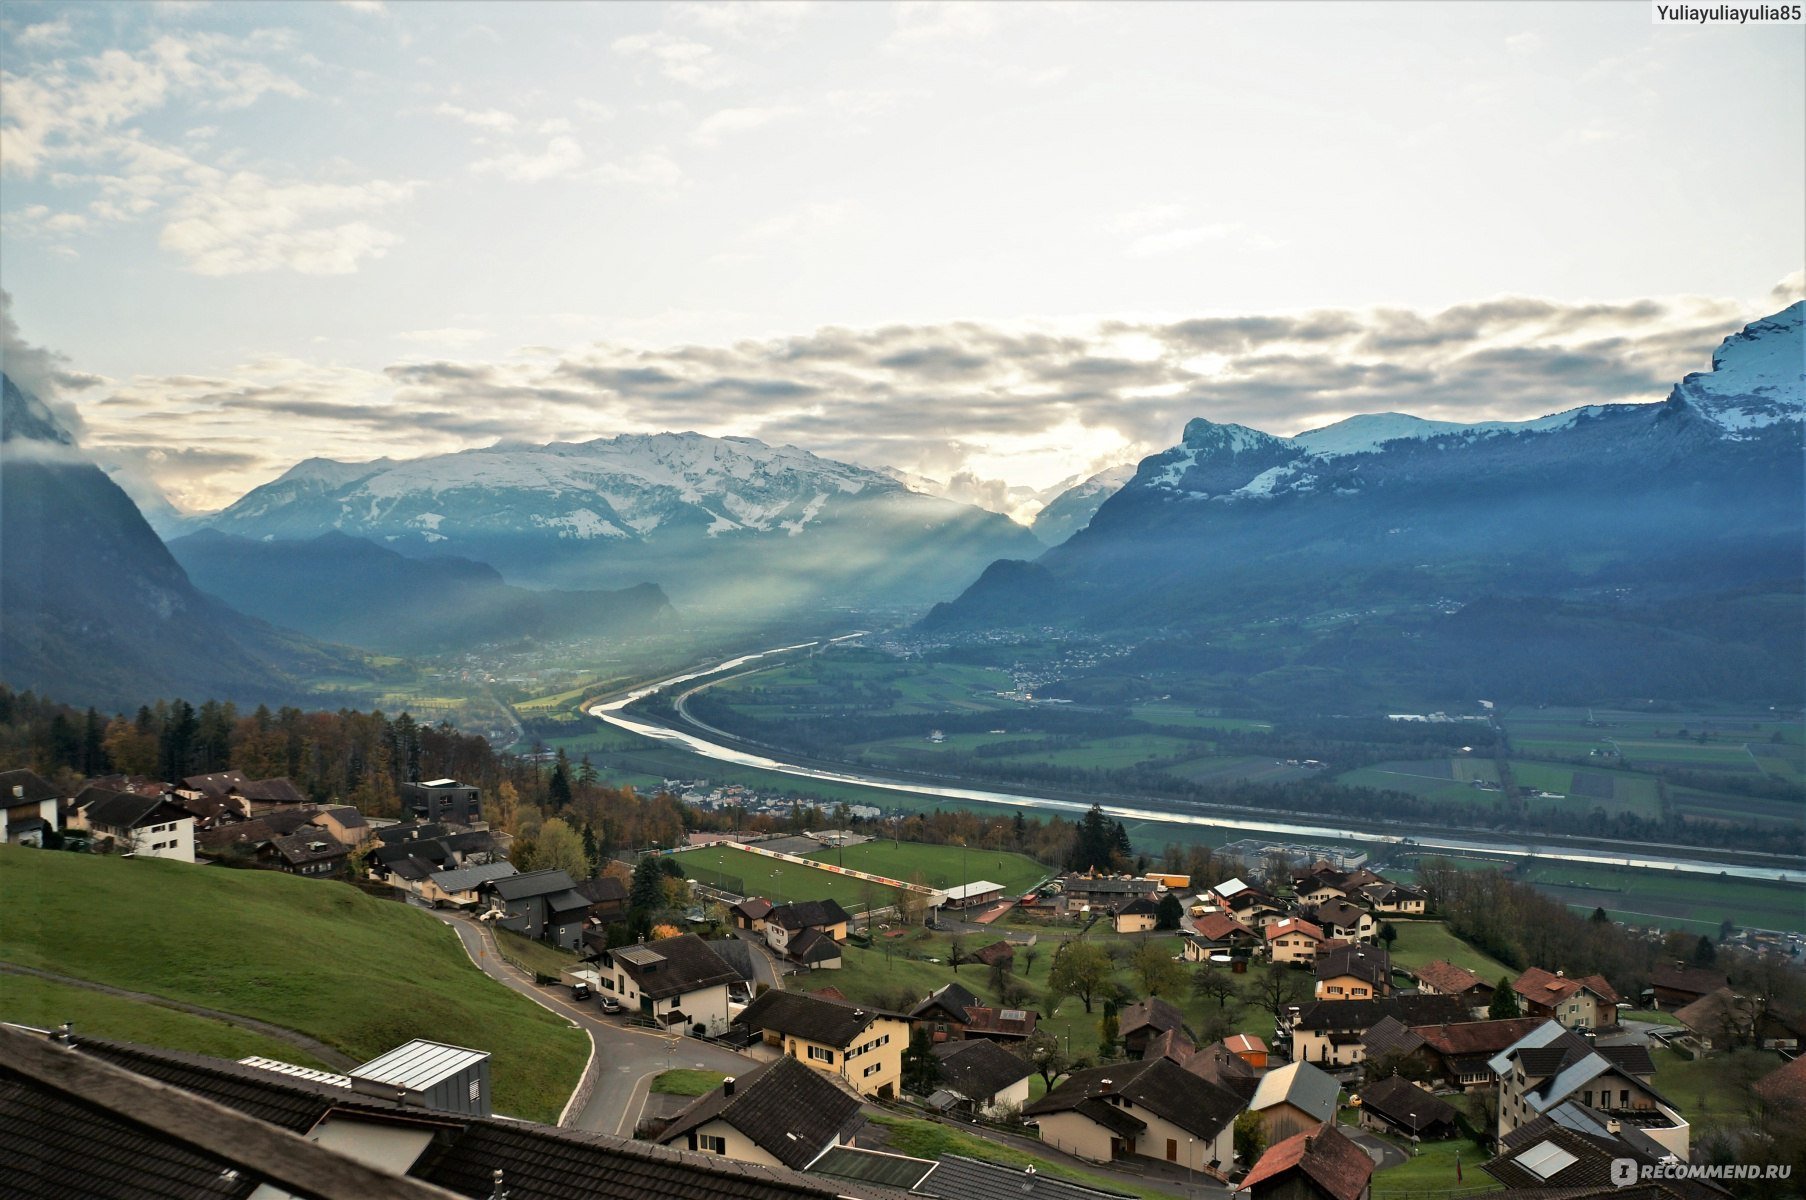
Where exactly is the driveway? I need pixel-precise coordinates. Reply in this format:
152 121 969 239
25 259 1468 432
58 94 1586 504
1342 1126 1410 1171
432 913 756 1135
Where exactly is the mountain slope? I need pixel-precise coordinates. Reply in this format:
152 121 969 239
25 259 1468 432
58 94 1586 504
1030 463 1137 545
202 432 1041 615
169 530 673 655
924 303 1805 704
1 374 358 711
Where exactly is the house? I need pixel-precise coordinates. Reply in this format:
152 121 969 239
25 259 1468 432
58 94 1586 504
1249 1061 1342 1143
197 808 320 858
1293 879 1349 907
256 831 349 877
1673 986 1806 1052
656 1055 863 1168
1141 1031 1259 1102
734 989 910 1099
1185 913 1259 960
575 874 630 922
764 899 851 959
1112 896 1159 934
1357 881 1425 915
970 940 1015 971
1359 1016 1433 1077
1511 968 1620 1030
785 927 844 971
1286 996 1467 1069
1314 946 1391 1001
0 1024 900 1200
0 768 61 846
909 982 1037 1042
71 786 195 863
1024 1058 1241 1173
598 934 742 1035
1754 1053 1806 1114
482 868 589 949
729 897 775 932
1059 873 1159 911
1301 899 1375 944
1355 1076 1455 1140
1410 960 1493 1016
170 790 239 832
1224 1033 1268 1070
1266 917 1325 964
1409 1017 1546 1089
928 1037 1034 1117
309 806 372 851
1118 997 1188 1058
417 860 518 907
1208 877 1257 907
1489 1021 1685 1157
181 772 310 816
942 880 1006 909
400 778 481 825
1483 1104 1727 1199
1237 1123 1374 1200
1648 961 1730 1010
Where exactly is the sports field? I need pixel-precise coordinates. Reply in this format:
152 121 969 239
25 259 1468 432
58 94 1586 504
804 839 1050 895
667 843 907 911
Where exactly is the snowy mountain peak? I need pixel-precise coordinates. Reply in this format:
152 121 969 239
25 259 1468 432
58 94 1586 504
1179 417 1290 454
1292 412 1478 456
1 373 76 447
1674 301 1804 436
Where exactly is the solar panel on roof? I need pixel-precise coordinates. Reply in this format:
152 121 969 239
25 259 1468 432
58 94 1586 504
616 946 667 966
1000 1009 1028 1022
1516 1140 1579 1180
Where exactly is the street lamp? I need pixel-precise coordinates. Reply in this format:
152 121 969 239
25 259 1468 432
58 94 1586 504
1409 1111 1420 1155
1186 1137 1194 1195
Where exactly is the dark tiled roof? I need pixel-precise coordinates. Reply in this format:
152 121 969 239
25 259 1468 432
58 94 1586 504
1024 1057 1241 1140
317 806 368 829
577 875 629 904
1118 997 1185 1039
375 822 450 845
1357 1075 1456 1132
915 1155 1135 1200
911 982 981 1023
1650 962 1727 996
735 990 902 1049
731 897 774 920
1294 995 1467 1031
1073 1096 1144 1136
1412 1017 1546 1057
1240 1123 1374 1200
658 1056 862 1170
1315 945 1389 988
77 786 187 831
971 941 1015 966
929 1038 1033 1102
703 938 756 982
490 869 578 901
1359 1016 1425 1060
1114 897 1158 917
1597 1044 1655 1078
787 928 842 964
237 779 308 805
265 832 348 866
1304 898 1370 931
0 768 60 805
768 899 851 931
607 935 744 1001
182 770 250 795
1412 959 1487 995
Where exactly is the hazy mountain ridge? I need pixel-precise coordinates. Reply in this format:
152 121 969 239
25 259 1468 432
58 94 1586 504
923 303 1805 703
0 374 361 711
168 529 673 655
203 430 1042 613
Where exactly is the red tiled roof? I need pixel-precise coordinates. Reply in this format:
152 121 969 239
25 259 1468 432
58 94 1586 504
1266 918 1324 943
1413 959 1487 995
1512 968 1619 1007
1238 1123 1374 1200
1412 1017 1545 1057
1754 1053 1806 1110
1193 912 1256 940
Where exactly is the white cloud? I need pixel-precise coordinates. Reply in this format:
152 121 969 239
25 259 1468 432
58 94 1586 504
1126 223 1243 259
611 30 731 89
158 171 417 275
889 0 1001 47
470 135 586 182
692 104 800 146
674 1 816 41
337 0 388 14
434 102 517 132
395 327 490 346
15 16 76 48
594 150 685 189
575 99 617 122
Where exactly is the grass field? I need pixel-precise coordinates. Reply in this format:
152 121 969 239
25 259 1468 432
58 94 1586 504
0 847 588 1122
804 840 1050 894
650 1068 727 1096
1367 1132 1499 1197
669 843 907 911
1384 921 1514 984
1341 758 1503 807
1650 1047 1780 1134
2 974 336 1069
1514 862 1806 935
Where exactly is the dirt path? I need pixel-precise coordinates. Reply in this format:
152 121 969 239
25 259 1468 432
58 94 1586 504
0 960 357 1070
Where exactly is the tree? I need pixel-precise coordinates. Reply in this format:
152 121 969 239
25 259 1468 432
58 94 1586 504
1233 1110 1266 1165
1155 893 1184 931
1693 935 1717 967
1048 942 1114 1014
548 752 573 811
1098 1002 1120 1058
1130 941 1187 998
1069 805 1115 872
902 1026 940 1095
535 818 589 881
1378 921 1398 950
1251 963 1310 1021
1488 977 1521 1019
948 936 969 974
1021 1028 1071 1089
1193 964 1239 1010
1021 946 1040 978
629 854 667 915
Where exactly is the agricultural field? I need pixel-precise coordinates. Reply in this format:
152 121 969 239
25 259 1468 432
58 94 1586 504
1384 921 1514 983
667 843 907 912
1339 757 1502 806
1130 704 1275 733
1510 762 1664 820
708 654 1014 719
854 731 1201 771
803 840 1051 895
0 847 588 1123
1164 755 1318 786
1514 861 1806 936
1502 706 1805 781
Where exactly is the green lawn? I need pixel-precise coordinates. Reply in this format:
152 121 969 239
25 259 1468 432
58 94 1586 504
1650 1047 1780 1134
1366 1132 1499 1197
669 844 906 912
494 929 581 978
805 839 1050 895
1 974 337 1069
869 1115 1182 1200
651 1069 727 1096
0 847 588 1122
1385 922 1514 984
1515 862 1806 935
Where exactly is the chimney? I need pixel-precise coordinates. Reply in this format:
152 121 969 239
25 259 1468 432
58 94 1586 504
1607 1118 1621 1134
1098 1078 1113 1094
722 1077 736 1096
1304 1132 1317 1152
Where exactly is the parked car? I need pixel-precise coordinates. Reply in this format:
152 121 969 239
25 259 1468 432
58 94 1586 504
600 995 623 1015
571 982 592 1002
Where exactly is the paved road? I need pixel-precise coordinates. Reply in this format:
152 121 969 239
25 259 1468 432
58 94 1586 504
0 961 357 1069
430 913 756 1134
1343 1125 1410 1170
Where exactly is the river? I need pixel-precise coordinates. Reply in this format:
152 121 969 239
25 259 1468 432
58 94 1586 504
588 639 1804 885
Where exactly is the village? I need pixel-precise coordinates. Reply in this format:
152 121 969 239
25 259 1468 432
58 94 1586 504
6 762 1802 1200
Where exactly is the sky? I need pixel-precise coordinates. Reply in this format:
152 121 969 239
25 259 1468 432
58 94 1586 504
1 0 1801 519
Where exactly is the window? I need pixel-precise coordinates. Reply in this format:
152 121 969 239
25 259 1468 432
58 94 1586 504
808 1046 834 1064
863 1063 881 1077
698 1135 726 1155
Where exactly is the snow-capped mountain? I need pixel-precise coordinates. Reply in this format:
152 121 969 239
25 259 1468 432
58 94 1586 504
206 431 1041 613
1030 463 1137 545
924 303 1804 703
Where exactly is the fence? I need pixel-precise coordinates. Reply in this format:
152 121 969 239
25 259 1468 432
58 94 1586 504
682 863 748 897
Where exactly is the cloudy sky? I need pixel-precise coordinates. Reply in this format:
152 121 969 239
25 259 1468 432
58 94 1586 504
2 1 1800 517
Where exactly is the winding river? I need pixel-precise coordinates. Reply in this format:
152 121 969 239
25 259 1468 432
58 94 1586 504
589 639 1804 885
